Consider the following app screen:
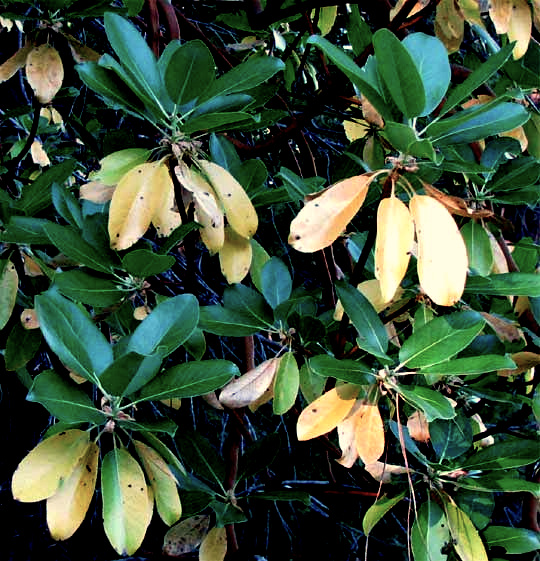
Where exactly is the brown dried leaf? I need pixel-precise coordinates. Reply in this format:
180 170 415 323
20 308 39 329
435 0 465 53
407 410 430 443
480 311 524 343
22 252 43 277
63 33 101 63
163 515 210 557
0 43 32 83
30 140 50 166
26 44 64 103
498 351 540 376
422 183 493 219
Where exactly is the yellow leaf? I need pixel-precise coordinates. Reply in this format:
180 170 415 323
175 163 225 253
108 162 162 250
20 308 40 329
507 0 532 58
534 0 540 31
197 160 258 239
375 196 415 304
0 43 32 83
355 403 385 465
163 515 210 557
219 226 253 283
151 160 181 238
199 526 227 561
0 260 18 330
343 118 370 142
297 384 360 441
489 0 513 33
288 174 373 253
410 194 468 306
458 0 484 26
161 397 183 409
12 429 90 502
79 182 115 204
134 440 182 527
46 441 99 541
336 401 361 468
219 357 280 409
407 411 430 443
435 0 465 53
30 140 50 166
133 305 150 320
312 5 337 36
25 44 64 103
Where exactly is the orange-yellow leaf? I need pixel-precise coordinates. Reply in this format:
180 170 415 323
20 308 40 329
134 440 182 527
151 160 181 237
410 194 468 306
507 0 532 59
498 351 540 376
435 0 465 53
12 429 90 502
197 160 258 239
336 402 361 468
407 410 430 443
80 182 115 204
375 196 415 303
288 174 373 253
46 441 99 541
0 43 32 82
199 526 227 561
219 226 252 284
297 384 360 441
108 162 162 250
25 44 64 103
163 515 210 557
489 0 513 33
22 252 44 277
30 140 50 166
219 357 280 409
390 0 429 20
343 118 370 142
355 403 385 465
63 33 101 63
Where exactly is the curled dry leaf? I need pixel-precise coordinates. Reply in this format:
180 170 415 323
375 195 415 304
410 194 468 306
297 384 360 441
201 391 224 410
30 140 50 166
336 401 361 468
289 173 373 253
407 410 430 443
219 226 253 284
20 308 40 329
422 183 493 219
163 515 210 557
479 311 524 343
26 44 64 103
364 461 410 483
0 42 32 83
219 357 280 409
22 252 43 277
62 33 101 63
498 351 540 377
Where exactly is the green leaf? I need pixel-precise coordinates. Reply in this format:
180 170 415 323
372 28 425 118
335 281 389 361
428 102 529 145
455 490 494 531
182 111 256 134
306 35 391 122
99 352 162 397
157 222 200 255
51 183 83 229
199 306 266 336
411 500 449 561
138 359 239 401
121 249 175 277
183 327 206 361
488 157 540 192
54 270 125 307
27 370 106 424
299 363 327 403
399 316 484 368
237 434 280 482
483 527 540 554
0 260 17 330
346 5 372 57
211 500 248 525
383 122 437 161
273 352 299 415
309 355 375 385
35 290 113 382
44 223 115 274
440 43 515 117
402 33 450 117
249 239 270 293
362 492 406 535
465 273 540 296
161 39 215 107
460 438 539 471
5 321 41 371
454 473 540 496
190 94 253 119
176 431 226 486
420 355 515 376
127 294 199 357
261 257 292 309
222 284 273 328
430 412 473 461
0 216 54 244
460 221 493 277
443 500 488 561
396 385 455 422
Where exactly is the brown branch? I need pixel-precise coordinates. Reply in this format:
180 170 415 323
157 0 180 41
146 0 161 57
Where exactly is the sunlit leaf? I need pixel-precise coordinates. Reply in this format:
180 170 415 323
355 402 385 465
443 498 489 561
30 140 50 166
219 226 252 283
26 44 64 103
363 492 407 535
89 148 151 186
273 352 299 415
507 0 532 59
411 500 449 561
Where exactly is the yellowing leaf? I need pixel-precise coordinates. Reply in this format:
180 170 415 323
313 5 337 36
0 260 18 330
507 0 532 59
198 160 258 239
30 140 50 166
410 194 468 306
25 44 64 103
199 526 227 561
375 196 415 304
390 0 429 20
134 440 182 527
151 160 181 237
101 448 151 556
355 403 385 465
343 118 370 142
63 33 101 63
219 226 253 283
500 125 528 151
46 441 99 541
12 429 90 502
407 410 430 443
108 162 162 250
22 252 44 277
90 148 151 186
289 174 373 253
336 402 361 468
486 230 509 274
489 0 513 33
163 515 210 557
435 0 465 53
364 461 410 483
297 384 360 441
219 357 280 409
79 182 115 204
498 351 540 376
0 43 32 83
444 499 489 561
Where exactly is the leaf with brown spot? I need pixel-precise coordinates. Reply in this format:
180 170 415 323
0 43 32 83
479 311 524 343
288 174 373 253
163 515 210 557
199 526 227 561
151 160 181 238
297 384 360 441
219 226 252 284
25 44 64 103
20 308 39 329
